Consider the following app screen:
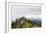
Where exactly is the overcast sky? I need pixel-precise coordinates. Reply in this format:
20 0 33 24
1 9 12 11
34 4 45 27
12 5 41 21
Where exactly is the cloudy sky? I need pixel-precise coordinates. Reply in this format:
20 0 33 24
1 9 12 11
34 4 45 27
12 5 41 21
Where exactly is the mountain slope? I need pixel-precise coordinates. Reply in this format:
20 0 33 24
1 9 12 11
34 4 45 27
11 16 41 28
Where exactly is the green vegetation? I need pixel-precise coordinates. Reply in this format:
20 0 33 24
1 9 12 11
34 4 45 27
11 16 41 28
